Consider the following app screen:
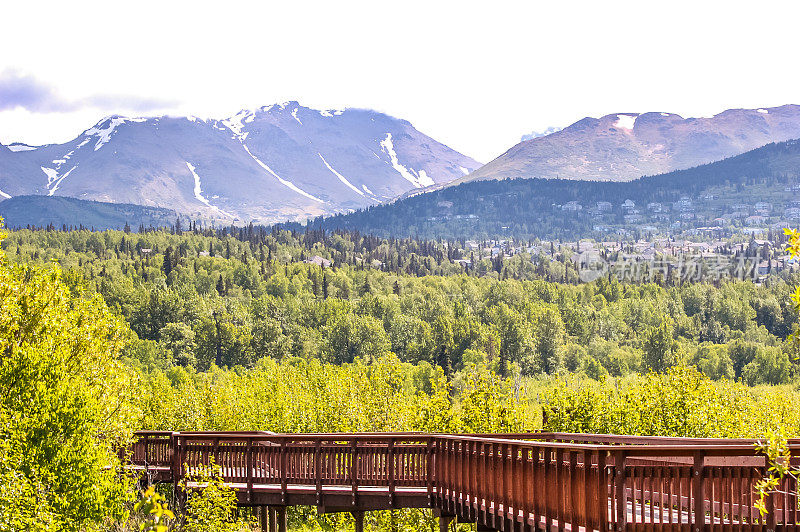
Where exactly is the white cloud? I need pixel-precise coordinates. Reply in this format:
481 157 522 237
1 0 799 162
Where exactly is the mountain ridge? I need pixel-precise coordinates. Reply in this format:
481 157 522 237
0 102 480 223
460 104 800 184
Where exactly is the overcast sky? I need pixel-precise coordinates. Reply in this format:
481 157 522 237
1 0 798 163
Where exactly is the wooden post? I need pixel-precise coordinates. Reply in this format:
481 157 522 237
439 514 453 532
388 438 396 507
597 450 608 532
351 439 359 507
143 433 150 475
693 451 705 532
352 510 365 532
614 450 627 532
315 438 322 506
275 506 287 532
246 437 253 503
269 506 277 532
280 439 288 505
427 438 435 507
171 432 179 492
260 506 268 532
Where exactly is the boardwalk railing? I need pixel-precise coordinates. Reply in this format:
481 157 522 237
127 431 798 531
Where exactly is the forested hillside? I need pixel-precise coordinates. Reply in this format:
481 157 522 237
4 226 797 382
0 195 184 230
306 140 800 240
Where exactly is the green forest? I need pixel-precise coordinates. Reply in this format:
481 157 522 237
3 223 800 531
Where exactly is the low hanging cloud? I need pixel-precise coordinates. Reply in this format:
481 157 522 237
0 69 179 113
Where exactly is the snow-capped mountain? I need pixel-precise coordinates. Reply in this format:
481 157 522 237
463 105 800 183
0 102 480 223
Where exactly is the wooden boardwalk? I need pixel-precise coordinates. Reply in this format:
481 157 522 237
127 431 800 532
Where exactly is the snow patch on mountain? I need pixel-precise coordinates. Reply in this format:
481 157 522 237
84 117 146 151
757 109 769 114
318 154 364 197
7 143 37 152
186 162 234 218
319 109 344 118
241 144 324 203
417 170 432 186
459 166 470 175
291 108 303 125
48 165 76 196
222 110 255 138
380 133 434 188
613 114 638 130
0 188 11 199
41 167 58 187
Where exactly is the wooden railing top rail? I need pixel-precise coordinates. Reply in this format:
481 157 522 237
159 430 789 453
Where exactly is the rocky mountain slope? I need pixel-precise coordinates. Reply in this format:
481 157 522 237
0 102 480 223
463 104 800 183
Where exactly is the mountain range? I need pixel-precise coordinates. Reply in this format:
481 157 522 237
461 104 800 183
0 102 480 224
2 103 800 231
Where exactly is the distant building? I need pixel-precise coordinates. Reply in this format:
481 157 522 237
562 201 582 212
754 202 773 214
647 202 663 212
596 201 613 212
305 255 332 268
745 215 766 226
675 197 693 211
622 199 636 210
784 208 800 219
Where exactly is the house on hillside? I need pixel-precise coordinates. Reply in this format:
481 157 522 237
305 255 332 268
